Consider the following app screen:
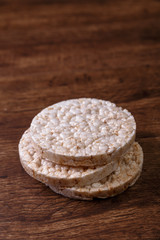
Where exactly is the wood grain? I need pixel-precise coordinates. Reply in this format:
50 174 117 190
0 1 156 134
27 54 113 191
0 0 160 239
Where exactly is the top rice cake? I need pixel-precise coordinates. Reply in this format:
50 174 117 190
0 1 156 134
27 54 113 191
30 98 136 167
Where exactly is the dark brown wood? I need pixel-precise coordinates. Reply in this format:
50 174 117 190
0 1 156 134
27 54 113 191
0 0 160 239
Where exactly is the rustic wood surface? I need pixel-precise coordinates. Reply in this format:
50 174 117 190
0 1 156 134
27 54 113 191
0 0 160 239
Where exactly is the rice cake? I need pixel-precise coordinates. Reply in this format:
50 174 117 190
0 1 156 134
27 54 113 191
19 129 120 187
30 98 136 167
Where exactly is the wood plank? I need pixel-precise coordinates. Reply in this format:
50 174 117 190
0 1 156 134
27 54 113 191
0 0 160 239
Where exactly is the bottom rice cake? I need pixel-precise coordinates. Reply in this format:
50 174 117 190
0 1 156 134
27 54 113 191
49 142 143 200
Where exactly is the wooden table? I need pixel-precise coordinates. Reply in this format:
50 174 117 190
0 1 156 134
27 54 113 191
0 1 160 239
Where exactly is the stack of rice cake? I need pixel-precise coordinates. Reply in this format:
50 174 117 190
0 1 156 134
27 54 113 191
19 98 143 200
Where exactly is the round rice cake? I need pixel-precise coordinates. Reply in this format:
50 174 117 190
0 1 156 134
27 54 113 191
30 98 136 167
19 129 120 187
49 142 143 200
